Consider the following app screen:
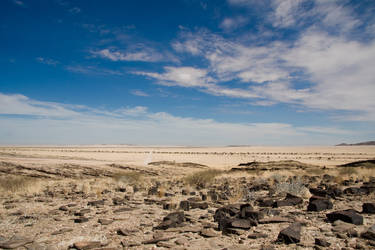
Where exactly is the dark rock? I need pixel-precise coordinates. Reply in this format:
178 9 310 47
190 201 208 209
343 187 367 195
360 183 375 194
315 238 330 247
248 233 268 239
257 198 274 207
112 197 126 205
326 209 363 225
273 193 303 208
307 196 333 212
181 189 188 195
201 194 207 201
58 205 68 211
240 204 263 221
214 204 240 222
179 200 190 211
309 188 327 197
148 186 158 195
277 222 302 244
162 203 176 210
87 200 104 206
115 187 126 192
74 217 89 223
155 211 185 230
117 228 139 236
362 203 375 214
361 224 375 240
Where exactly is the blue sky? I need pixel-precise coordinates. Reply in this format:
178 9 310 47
1 0 375 145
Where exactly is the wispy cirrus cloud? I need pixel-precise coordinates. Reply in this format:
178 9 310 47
66 65 123 76
130 90 149 97
36 57 59 66
91 47 178 62
12 0 25 7
0 92 358 145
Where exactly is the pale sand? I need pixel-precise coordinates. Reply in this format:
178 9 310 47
1 145 374 172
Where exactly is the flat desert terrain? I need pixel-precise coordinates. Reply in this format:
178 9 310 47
1 145 375 249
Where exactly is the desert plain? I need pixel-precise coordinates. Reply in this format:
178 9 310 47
1 145 375 249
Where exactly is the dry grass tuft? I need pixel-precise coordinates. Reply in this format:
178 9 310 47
112 171 143 184
184 169 224 189
0 175 43 196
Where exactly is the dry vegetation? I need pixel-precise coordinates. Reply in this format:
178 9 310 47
184 169 224 189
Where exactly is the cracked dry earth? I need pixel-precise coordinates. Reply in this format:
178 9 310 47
1 146 375 250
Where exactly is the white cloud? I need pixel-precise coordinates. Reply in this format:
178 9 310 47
131 90 149 97
65 65 123 76
220 16 248 31
135 66 212 87
69 7 81 14
0 92 359 145
134 66 258 98
165 5 375 121
92 48 173 62
36 57 59 66
12 0 25 7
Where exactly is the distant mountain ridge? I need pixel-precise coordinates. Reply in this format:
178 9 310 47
336 141 375 146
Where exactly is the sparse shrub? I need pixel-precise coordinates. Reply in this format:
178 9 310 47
184 169 224 189
338 167 358 176
273 178 310 198
0 176 42 195
112 171 143 185
305 167 326 175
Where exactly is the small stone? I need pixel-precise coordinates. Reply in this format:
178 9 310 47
361 224 375 240
248 233 268 239
98 218 113 225
87 200 104 206
200 228 220 237
74 217 89 223
51 228 73 235
315 238 330 247
175 238 188 245
179 200 190 211
73 241 101 250
58 205 68 211
362 203 375 214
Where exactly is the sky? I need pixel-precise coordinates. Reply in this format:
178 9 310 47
0 0 375 146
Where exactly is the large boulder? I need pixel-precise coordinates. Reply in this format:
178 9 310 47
326 209 363 225
277 223 302 244
307 196 333 212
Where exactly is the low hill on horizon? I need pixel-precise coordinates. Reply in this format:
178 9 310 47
336 141 375 146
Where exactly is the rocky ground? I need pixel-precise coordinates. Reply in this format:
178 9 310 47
1 146 375 249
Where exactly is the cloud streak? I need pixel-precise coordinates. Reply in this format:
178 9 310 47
0 92 358 145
